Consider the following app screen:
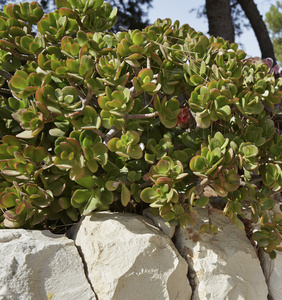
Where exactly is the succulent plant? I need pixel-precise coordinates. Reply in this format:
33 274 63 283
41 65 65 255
133 68 161 95
189 132 233 178
154 95 180 128
0 182 53 228
108 130 142 159
189 84 233 129
0 0 281 258
0 141 52 183
35 85 81 115
98 86 133 129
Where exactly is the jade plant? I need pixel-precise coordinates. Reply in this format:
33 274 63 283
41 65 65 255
0 0 281 259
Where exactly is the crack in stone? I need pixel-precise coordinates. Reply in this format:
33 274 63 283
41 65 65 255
66 233 99 300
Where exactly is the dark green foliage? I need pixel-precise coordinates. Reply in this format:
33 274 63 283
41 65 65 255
0 0 281 258
266 1 282 64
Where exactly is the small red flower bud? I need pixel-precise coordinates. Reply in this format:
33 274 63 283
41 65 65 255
177 107 190 128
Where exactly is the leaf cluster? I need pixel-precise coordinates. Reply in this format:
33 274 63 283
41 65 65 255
0 0 281 258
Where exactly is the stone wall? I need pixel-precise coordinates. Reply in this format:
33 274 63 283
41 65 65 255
0 210 281 300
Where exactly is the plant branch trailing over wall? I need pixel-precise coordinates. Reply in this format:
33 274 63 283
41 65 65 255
0 0 281 259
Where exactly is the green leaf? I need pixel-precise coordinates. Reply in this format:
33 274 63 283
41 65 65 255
101 189 113 205
105 180 119 191
55 0 72 9
195 115 211 129
70 43 80 56
59 7 78 19
128 144 142 159
209 224 218 235
132 32 144 45
262 199 275 210
56 66 68 75
190 75 205 85
10 75 27 90
190 155 207 172
2 193 17 207
258 238 269 247
232 215 245 230
93 0 103 9
145 153 155 164
82 194 100 215
121 184 131 206
69 163 85 181
75 176 95 189
71 189 91 207
0 39 16 49
194 196 209 207
269 251 277 260
77 31 88 45
200 223 209 234
140 187 158 203
86 159 98 173
8 97 25 110
66 207 79 221
16 130 35 139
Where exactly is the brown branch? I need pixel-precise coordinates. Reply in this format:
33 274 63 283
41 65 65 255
90 128 106 139
68 78 86 99
125 111 159 120
207 203 213 225
0 46 36 61
147 57 151 69
104 127 121 143
0 88 12 95
0 69 12 81
139 181 153 189
83 89 94 107
76 17 87 32
14 52 35 61
195 178 211 197
66 81 95 117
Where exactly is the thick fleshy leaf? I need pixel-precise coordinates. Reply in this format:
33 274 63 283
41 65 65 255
194 196 209 207
71 189 91 207
69 162 85 181
55 0 72 9
121 184 131 206
140 187 158 203
86 159 98 173
82 195 100 215
190 75 204 85
10 75 27 90
75 176 96 189
77 31 88 45
59 7 78 19
2 192 17 207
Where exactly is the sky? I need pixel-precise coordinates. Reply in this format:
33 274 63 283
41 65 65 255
147 0 276 59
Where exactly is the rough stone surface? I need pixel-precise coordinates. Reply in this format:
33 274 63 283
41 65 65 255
67 211 192 300
143 207 175 238
259 248 282 300
174 209 268 300
0 229 96 300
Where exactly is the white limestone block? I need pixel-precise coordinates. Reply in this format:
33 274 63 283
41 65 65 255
0 229 96 300
67 211 192 300
174 209 268 300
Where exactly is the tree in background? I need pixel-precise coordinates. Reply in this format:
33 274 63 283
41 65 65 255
266 1 282 64
195 0 277 65
206 0 234 43
237 0 276 65
108 0 152 31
